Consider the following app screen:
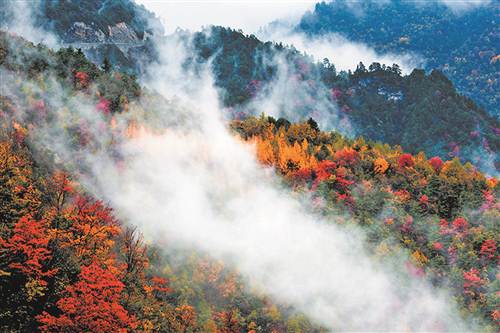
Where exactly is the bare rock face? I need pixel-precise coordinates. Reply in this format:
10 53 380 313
64 22 142 45
60 20 152 73
108 22 139 44
66 22 105 43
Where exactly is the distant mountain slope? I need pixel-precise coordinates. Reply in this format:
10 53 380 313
298 0 499 117
38 0 162 41
193 27 499 172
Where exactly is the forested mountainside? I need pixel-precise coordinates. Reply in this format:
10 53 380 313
0 30 499 332
192 27 499 172
298 0 499 117
1 131 313 333
3 0 496 172
233 116 499 329
0 32 320 333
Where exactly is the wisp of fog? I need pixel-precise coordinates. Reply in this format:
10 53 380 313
257 26 424 74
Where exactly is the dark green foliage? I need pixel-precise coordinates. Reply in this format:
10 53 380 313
0 0 163 74
276 118 291 131
344 67 499 167
54 47 100 80
192 27 279 106
102 57 112 73
298 0 499 116
307 117 320 132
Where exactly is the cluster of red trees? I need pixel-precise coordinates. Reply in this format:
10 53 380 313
0 137 144 331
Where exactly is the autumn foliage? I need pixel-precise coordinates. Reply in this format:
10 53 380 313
398 153 415 168
0 216 56 281
0 32 499 330
233 116 499 329
0 120 307 333
0 48 317 332
38 260 137 333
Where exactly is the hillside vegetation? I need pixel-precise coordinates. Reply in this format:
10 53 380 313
0 31 498 331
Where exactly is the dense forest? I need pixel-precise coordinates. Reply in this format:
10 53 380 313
37 0 162 40
233 115 499 328
298 0 499 117
0 29 499 331
1 1 499 332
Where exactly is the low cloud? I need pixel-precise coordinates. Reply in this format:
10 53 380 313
438 0 492 12
0 0 59 49
258 25 424 73
239 50 355 134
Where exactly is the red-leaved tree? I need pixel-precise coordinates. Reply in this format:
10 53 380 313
37 259 137 333
0 215 56 282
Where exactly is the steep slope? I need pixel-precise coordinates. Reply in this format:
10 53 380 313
298 0 499 117
233 115 499 329
0 32 498 331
